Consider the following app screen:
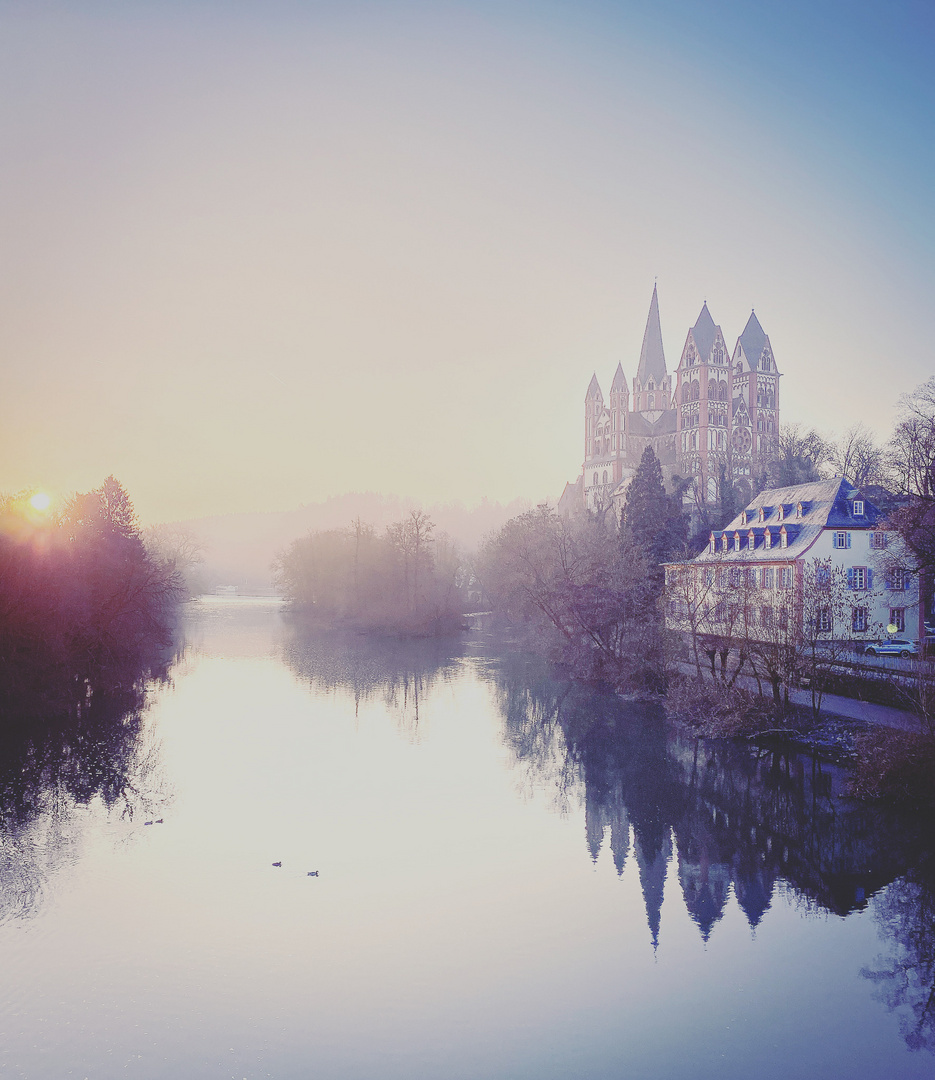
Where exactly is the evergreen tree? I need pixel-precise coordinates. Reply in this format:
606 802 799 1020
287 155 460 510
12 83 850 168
620 448 685 580
717 464 738 528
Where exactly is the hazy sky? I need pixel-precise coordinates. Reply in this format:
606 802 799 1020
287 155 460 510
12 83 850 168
2 1 933 524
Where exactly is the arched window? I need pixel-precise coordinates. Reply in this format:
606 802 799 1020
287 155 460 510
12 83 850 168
602 470 608 485
649 393 655 409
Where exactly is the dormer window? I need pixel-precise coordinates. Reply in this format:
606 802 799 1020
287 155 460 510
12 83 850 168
733 533 741 552
758 507 765 523
740 511 747 526
764 530 771 550
709 534 716 553
780 527 788 548
777 505 784 522
721 535 728 553
747 531 755 550
853 500 865 517
796 502 803 518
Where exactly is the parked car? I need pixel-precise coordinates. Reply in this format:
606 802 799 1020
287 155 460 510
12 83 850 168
863 639 918 658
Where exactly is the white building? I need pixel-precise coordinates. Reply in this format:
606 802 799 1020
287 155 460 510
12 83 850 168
664 476 922 645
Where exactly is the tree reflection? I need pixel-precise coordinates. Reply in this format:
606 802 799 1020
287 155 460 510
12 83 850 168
282 624 935 1053
281 620 465 739
0 651 172 924
487 648 932 951
863 856 935 1053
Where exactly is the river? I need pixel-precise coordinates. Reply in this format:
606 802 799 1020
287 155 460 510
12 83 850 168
0 596 932 1079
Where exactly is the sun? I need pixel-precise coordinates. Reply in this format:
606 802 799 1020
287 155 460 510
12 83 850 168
29 492 51 512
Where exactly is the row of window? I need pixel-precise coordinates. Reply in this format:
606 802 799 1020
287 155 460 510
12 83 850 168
713 530 790 553
669 601 904 634
739 502 807 526
668 565 795 589
670 563 907 592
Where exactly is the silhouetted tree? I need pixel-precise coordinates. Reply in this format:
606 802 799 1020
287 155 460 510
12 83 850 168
620 448 687 586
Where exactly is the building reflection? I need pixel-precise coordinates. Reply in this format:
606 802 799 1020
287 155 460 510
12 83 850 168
490 648 932 949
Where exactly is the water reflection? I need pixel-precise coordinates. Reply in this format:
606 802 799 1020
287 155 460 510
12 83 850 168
0 659 171 925
863 859 935 1053
490 648 934 955
282 617 466 738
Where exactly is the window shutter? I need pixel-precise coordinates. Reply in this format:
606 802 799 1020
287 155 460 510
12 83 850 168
885 573 892 590
847 568 855 590
846 533 851 548
867 569 873 590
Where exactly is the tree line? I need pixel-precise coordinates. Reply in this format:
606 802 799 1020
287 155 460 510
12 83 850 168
0 477 183 728
274 510 466 635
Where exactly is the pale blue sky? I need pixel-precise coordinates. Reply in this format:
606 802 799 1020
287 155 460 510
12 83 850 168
1 1 932 522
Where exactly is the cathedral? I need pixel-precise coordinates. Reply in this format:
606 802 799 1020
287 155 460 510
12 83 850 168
559 286 781 517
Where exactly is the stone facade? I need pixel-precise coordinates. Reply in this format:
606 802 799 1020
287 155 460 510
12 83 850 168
572 287 781 518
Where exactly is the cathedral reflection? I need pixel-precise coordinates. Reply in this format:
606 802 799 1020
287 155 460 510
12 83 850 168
490 648 932 949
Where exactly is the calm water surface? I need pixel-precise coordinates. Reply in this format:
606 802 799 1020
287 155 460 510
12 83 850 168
0 596 932 1079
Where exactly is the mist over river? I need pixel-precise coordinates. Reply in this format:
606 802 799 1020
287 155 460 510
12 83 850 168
0 596 932 1079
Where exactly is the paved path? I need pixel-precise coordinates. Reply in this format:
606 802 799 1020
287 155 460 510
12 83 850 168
676 662 924 733
784 685 922 733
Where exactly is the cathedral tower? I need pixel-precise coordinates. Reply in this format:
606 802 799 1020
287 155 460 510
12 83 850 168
731 310 780 482
571 289 781 518
675 303 731 504
632 284 671 418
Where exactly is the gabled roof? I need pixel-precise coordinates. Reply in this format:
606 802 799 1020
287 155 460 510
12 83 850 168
636 285 667 385
586 373 603 401
689 303 717 362
724 477 882 531
736 310 771 370
610 362 629 392
691 477 884 564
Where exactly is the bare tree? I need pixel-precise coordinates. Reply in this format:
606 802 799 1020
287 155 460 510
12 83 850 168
830 423 886 487
765 423 832 487
886 377 935 577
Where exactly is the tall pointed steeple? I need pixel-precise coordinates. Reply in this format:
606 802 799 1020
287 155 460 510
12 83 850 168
736 310 769 368
636 285 667 385
690 302 717 362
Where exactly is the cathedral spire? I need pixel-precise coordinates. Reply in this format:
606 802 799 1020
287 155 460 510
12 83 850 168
690 302 717 361
636 285 667 385
737 309 769 368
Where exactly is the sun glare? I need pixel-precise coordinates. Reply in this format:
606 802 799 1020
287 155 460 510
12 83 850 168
29 492 51 512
